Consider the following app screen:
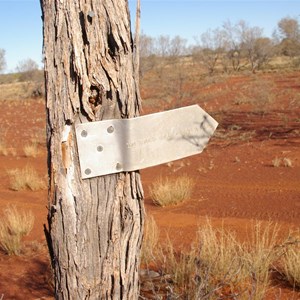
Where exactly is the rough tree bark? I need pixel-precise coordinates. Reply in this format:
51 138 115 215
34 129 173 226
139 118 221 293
40 0 144 299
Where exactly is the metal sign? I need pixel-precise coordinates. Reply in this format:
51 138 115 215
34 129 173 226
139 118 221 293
75 105 218 179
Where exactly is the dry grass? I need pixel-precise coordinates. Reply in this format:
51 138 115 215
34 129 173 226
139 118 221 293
158 238 199 297
272 157 293 168
0 206 34 255
0 131 17 156
140 219 287 299
283 157 293 167
244 221 281 300
0 131 9 156
0 145 17 156
281 243 300 289
7 165 47 191
141 215 160 266
272 157 281 167
149 175 194 207
276 231 300 289
0 81 43 100
0 140 9 156
23 142 39 157
195 222 249 298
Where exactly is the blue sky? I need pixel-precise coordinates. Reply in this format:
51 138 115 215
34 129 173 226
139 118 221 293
0 0 299 72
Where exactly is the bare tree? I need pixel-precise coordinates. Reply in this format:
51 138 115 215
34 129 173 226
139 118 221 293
40 0 144 299
252 37 274 71
169 35 187 57
193 28 224 75
155 35 171 57
16 58 40 81
0 49 6 73
219 20 274 73
221 20 243 72
237 21 272 72
140 33 155 58
139 33 157 79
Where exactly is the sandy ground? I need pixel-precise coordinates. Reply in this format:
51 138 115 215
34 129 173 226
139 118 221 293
0 71 299 299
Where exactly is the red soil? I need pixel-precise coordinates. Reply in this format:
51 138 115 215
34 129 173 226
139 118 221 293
0 71 299 299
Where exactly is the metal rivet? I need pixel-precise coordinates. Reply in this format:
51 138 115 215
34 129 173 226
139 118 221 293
116 163 122 170
85 168 91 175
97 145 103 152
81 130 88 137
107 126 114 133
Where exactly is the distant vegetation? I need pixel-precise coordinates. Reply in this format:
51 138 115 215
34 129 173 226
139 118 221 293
139 16 300 75
0 16 299 101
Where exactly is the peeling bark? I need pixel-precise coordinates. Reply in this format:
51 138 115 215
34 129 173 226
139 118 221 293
40 1 144 299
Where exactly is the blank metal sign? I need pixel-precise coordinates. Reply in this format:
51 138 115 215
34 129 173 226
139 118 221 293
75 105 218 179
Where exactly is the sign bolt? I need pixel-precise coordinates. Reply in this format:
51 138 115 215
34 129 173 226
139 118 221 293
81 130 88 137
107 126 114 133
97 145 103 152
85 168 91 175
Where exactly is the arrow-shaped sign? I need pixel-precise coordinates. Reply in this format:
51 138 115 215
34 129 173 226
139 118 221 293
75 105 218 179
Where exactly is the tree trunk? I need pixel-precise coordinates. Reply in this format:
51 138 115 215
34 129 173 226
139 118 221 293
40 1 144 299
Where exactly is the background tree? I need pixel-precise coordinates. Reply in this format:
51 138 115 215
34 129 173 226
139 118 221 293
40 0 144 299
251 37 274 71
139 33 157 79
221 20 243 72
16 58 43 97
277 17 300 40
237 21 273 72
193 28 224 75
169 35 188 58
0 49 6 73
16 58 40 81
275 17 300 57
155 35 171 57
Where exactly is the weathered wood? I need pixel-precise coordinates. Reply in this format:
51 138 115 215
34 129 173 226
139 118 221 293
40 0 144 298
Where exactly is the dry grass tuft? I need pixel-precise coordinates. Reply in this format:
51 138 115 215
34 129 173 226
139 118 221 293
0 141 9 156
281 243 300 288
193 221 250 299
7 165 47 191
149 175 194 207
141 215 160 266
276 232 300 289
158 237 199 297
0 206 34 255
23 142 39 157
0 133 9 156
0 132 17 156
283 157 293 167
244 221 280 300
272 157 293 168
272 157 281 167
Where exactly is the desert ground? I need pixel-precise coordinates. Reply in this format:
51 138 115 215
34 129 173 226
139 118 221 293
0 69 299 299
